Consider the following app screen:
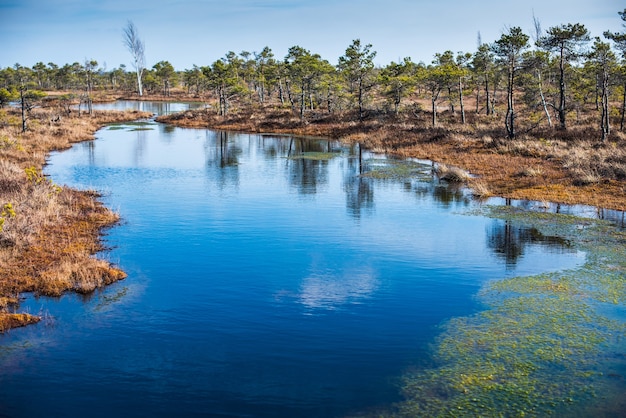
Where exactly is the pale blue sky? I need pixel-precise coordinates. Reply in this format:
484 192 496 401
2 0 624 71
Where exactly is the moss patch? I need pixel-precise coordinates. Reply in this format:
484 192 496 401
361 159 433 181
286 151 341 160
108 121 155 132
392 207 626 417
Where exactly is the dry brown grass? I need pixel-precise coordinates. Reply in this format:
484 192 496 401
468 180 493 199
562 141 626 182
435 164 472 183
516 166 544 178
0 313 40 333
0 106 151 331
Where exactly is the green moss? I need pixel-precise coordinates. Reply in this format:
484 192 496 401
361 159 433 181
287 151 341 160
392 207 626 417
108 121 155 131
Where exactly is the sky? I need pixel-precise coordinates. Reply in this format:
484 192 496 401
1 0 624 71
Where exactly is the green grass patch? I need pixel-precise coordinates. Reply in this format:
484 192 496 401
392 207 626 417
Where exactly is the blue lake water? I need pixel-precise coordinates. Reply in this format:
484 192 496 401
0 103 585 417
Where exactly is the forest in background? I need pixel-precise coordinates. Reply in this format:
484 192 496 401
1 10 626 140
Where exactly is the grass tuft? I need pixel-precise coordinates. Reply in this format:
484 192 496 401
516 166 543 178
469 180 492 198
436 164 472 183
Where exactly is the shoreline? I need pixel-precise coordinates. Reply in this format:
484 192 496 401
157 106 626 212
0 108 152 331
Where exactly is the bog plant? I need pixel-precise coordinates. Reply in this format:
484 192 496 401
0 203 16 233
0 135 23 151
25 166 42 184
24 166 61 193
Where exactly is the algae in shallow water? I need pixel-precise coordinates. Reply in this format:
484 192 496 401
92 287 129 312
360 159 433 181
108 121 155 131
286 151 341 161
392 207 626 417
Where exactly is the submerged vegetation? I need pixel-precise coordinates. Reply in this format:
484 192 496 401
108 120 154 131
387 208 626 417
286 151 341 161
360 159 434 181
0 106 151 331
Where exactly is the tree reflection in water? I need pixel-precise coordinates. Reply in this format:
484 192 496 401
287 158 329 195
344 156 374 219
285 138 331 196
204 130 241 190
486 219 570 267
408 182 470 208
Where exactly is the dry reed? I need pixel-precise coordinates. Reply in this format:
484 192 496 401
435 164 472 183
0 107 151 331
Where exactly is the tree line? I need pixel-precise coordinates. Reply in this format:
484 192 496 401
1 10 626 140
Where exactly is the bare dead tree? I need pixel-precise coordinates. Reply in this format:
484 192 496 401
532 14 552 127
123 21 145 96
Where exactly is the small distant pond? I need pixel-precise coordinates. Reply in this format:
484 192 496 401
0 103 595 417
